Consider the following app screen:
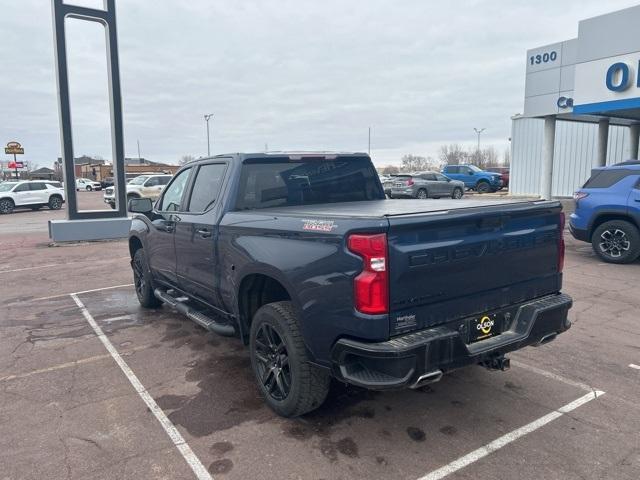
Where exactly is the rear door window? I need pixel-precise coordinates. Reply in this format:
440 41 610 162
583 169 635 188
187 163 227 212
29 183 46 190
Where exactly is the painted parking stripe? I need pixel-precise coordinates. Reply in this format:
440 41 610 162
71 293 212 480
417 390 605 480
29 283 134 302
511 360 593 392
629 364 640 370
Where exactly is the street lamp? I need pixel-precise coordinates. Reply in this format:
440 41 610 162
473 127 486 153
204 113 214 156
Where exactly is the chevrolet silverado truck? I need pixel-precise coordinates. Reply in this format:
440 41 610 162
127 152 571 417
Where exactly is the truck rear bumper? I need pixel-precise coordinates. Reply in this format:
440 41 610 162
331 293 572 390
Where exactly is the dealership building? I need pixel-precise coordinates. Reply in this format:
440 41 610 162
510 5 640 198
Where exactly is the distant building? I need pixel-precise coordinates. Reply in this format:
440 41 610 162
30 167 56 180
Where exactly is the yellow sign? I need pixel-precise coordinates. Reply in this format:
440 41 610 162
5 141 24 155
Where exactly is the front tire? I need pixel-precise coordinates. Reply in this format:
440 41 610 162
452 187 463 199
591 220 640 264
416 188 428 199
250 301 330 417
0 198 14 214
86 185 92 191
476 181 491 194
132 248 161 308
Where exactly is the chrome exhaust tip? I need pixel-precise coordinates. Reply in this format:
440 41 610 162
410 370 443 389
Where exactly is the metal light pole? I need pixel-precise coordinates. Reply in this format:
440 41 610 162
204 113 213 156
368 127 371 155
137 139 141 159
474 127 486 153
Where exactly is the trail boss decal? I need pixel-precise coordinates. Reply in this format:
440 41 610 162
302 219 337 232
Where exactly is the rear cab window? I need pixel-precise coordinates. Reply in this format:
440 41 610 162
235 156 383 210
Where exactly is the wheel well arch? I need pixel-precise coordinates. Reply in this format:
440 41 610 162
127 191 140 198
237 273 292 343
129 236 143 258
476 178 490 185
48 193 63 200
0 196 14 204
590 213 639 239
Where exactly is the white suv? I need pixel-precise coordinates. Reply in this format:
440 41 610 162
103 174 172 209
0 180 66 214
76 178 102 191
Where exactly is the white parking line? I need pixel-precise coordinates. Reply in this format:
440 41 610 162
418 390 605 480
629 364 640 370
70 293 212 480
30 283 134 302
511 360 593 392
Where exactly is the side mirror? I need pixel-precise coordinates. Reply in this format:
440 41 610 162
128 197 153 213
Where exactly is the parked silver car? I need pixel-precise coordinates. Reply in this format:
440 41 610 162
390 171 465 199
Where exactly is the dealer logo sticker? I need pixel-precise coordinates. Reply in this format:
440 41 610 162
302 219 337 232
477 316 494 335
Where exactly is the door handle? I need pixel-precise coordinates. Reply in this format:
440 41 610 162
197 228 212 238
164 223 175 233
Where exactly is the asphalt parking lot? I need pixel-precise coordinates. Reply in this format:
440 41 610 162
1 193 639 479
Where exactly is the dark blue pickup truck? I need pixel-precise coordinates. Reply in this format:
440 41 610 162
128 152 571 417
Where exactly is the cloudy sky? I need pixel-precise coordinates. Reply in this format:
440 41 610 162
1 0 639 168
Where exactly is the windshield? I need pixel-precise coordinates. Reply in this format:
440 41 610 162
0 182 17 192
468 165 482 172
128 176 149 185
235 157 384 210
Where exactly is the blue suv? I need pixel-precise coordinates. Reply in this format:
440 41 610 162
570 161 640 264
442 164 503 193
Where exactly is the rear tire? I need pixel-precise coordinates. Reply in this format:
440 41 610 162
0 198 14 214
249 301 330 417
132 248 161 308
591 220 640 264
452 187 463 199
476 181 490 194
48 196 63 210
416 188 428 199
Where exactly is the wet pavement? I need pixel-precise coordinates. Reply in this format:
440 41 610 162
0 199 639 479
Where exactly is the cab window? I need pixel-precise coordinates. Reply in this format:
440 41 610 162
187 163 227 212
29 183 46 190
14 183 30 192
158 168 191 212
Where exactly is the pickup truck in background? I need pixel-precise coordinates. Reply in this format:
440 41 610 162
128 152 571 417
442 164 503 193
103 174 172 209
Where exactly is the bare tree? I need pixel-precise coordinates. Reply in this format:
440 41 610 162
179 154 195 165
381 165 400 175
400 154 442 172
503 147 511 166
439 144 467 166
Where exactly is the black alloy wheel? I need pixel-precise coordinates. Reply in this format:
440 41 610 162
592 220 640 264
49 196 63 210
254 323 291 401
0 198 14 214
132 248 161 308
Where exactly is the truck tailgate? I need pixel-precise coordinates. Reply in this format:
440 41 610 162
387 201 563 336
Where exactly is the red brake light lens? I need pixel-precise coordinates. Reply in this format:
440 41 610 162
558 212 565 273
347 233 389 315
405 179 414 186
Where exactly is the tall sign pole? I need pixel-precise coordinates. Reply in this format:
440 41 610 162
49 0 131 241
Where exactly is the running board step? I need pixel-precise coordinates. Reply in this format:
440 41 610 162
154 288 236 337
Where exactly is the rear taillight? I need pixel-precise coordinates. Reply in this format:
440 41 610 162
558 212 565 273
405 179 414 186
347 233 389 315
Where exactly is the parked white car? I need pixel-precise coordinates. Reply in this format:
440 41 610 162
75 178 102 191
0 180 65 214
103 174 172 209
